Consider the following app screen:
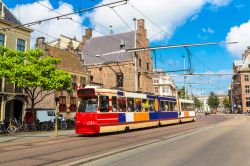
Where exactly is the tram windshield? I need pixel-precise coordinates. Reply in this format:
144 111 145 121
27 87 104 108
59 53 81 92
78 98 98 112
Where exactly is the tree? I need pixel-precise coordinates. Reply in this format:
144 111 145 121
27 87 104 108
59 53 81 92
194 97 202 109
207 92 220 113
222 97 230 112
0 46 72 117
178 86 189 99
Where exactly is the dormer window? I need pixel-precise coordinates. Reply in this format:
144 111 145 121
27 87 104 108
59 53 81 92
120 40 126 49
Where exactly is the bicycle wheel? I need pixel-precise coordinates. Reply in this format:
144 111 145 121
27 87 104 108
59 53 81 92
7 126 16 134
60 122 67 130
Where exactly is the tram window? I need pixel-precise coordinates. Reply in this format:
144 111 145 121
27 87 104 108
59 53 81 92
99 96 109 112
160 101 165 112
112 96 117 112
127 98 135 112
149 100 155 112
78 98 98 112
142 99 149 112
118 97 126 112
135 99 142 112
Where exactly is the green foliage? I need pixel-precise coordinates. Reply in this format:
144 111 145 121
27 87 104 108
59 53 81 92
222 97 230 109
178 86 189 99
0 46 72 108
208 92 220 110
194 97 202 109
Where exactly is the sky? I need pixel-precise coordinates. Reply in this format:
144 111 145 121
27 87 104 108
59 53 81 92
4 0 250 96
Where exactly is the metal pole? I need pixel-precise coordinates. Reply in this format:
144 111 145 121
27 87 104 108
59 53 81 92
231 82 233 114
190 84 192 100
183 55 186 99
55 105 58 137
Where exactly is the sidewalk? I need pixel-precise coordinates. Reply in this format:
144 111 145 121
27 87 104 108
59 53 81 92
0 129 76 144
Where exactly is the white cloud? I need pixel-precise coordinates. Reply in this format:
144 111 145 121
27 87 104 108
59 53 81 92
226 19 250 56
10 0 86 47
207 0 232 7
90 0 232 41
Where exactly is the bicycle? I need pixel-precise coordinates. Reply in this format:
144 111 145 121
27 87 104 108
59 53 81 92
7 119 18 134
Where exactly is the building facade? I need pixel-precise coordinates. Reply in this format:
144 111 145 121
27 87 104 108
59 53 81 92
81 19 153 94
0 1 33 123
35 37 90 118
229 47 250 113
153 69 177 97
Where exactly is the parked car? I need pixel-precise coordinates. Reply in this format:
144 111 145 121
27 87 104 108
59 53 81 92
24 108 67 130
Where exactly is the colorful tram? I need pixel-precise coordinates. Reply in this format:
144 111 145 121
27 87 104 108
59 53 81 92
75 87 196 134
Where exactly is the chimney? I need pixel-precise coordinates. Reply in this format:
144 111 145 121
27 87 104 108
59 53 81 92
85 28 92 40
137 19 145 29
35 37 45 49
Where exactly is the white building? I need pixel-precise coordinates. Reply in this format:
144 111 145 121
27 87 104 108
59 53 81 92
198 96 211 113
153 69 177 97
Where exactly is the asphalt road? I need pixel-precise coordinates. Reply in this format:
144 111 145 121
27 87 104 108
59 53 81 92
77 115 250 166
0 115 234 166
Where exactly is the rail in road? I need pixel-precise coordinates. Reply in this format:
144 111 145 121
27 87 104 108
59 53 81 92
72 115 249 166
0 115 234 166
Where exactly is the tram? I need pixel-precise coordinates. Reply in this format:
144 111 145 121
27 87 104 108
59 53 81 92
75 86 196 134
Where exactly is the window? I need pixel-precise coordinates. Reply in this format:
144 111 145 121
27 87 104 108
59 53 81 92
148 99 155 112
246 85 250 94
99 96 109 112
245 75 249 81
70 97 77 112
142 99 149 112
0 33 5 46
146 62 149 71
246 97 250 107
59 96 67 112
135 98 142 112
139 58 142 67
117 73 123 88
80 76 86 85
153 79 159 84
112 96 117 112
162 87 167 93
78 98 98 112
138 74 141 89
127 98 135 112
17 39 25 52
154 87 159 93
117 97 126 112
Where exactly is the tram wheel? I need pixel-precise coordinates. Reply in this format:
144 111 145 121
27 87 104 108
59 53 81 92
124 127 129 133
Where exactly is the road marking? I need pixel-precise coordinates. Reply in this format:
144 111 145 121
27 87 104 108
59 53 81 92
60 117 235 166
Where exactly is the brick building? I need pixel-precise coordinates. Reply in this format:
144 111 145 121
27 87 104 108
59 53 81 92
0 1 32 123
229 47 250 113
35 37 90 118
81 19 153 93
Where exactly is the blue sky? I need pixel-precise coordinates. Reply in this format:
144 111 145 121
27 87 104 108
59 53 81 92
4 0 250 95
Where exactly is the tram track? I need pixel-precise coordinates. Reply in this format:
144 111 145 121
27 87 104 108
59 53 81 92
0 115 232 166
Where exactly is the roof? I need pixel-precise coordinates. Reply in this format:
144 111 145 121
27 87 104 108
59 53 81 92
1 2 21 25
46 45 87 75
81 31 135 65
233 60 243 67
239 55 250 72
